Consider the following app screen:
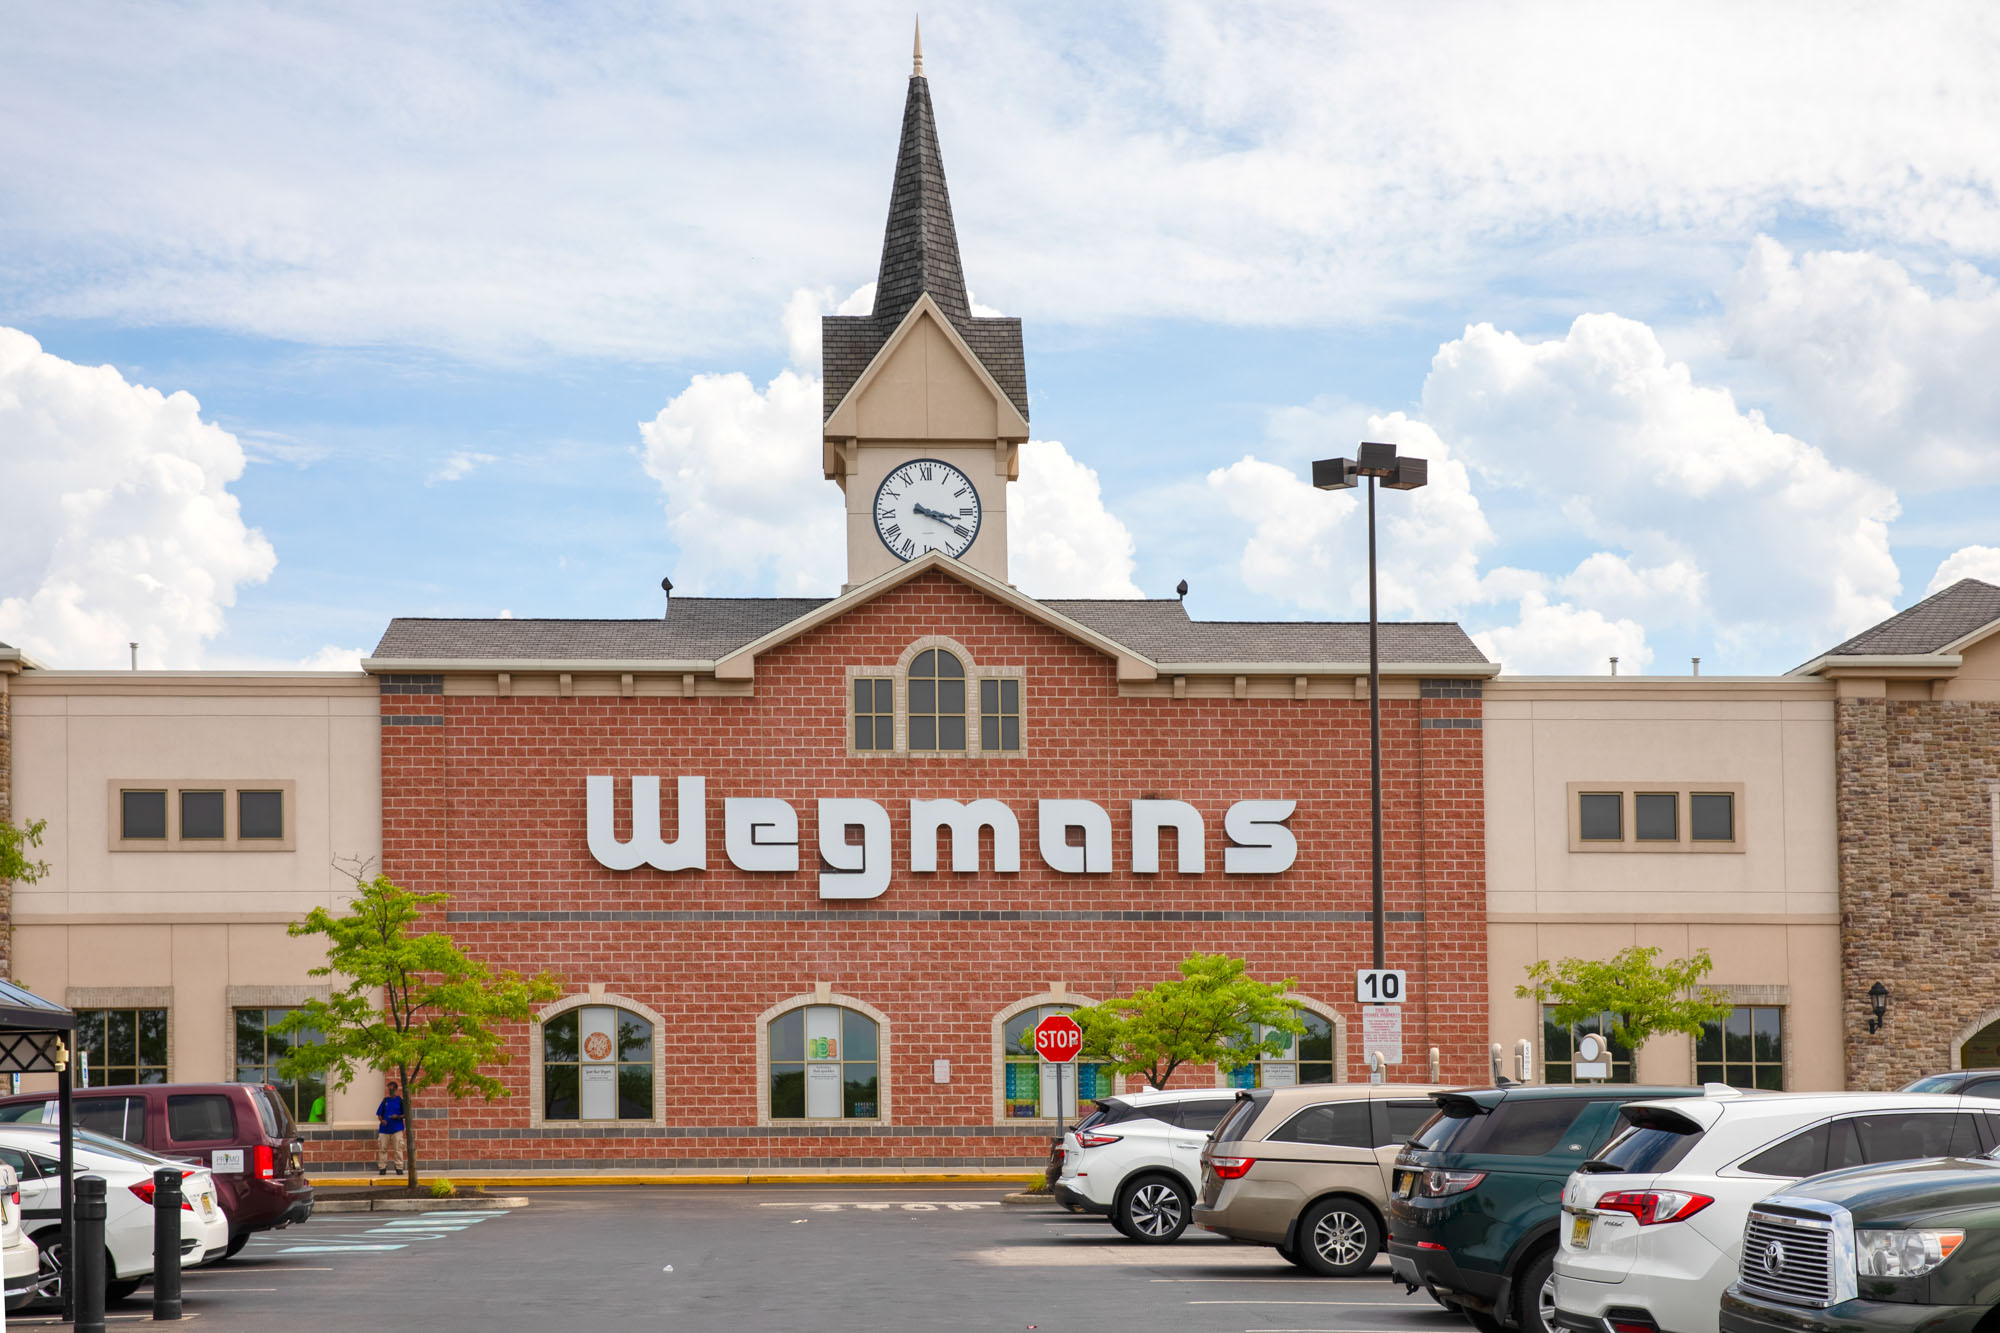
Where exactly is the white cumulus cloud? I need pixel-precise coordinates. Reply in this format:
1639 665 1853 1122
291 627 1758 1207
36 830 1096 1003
0 327 276 669
1726 237 2000 487
1929 546 2000 593
1473 592 1651 677
1009 440 1140 598
426 450 496 485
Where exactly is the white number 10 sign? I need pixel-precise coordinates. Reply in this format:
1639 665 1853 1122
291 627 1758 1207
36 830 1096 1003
1356 969 1407 1005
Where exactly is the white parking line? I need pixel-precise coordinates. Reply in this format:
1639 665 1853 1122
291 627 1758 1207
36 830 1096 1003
757 1200 998 1210
1192 1299 1424 1305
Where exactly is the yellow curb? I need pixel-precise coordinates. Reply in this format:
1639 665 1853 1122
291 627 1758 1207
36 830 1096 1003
311 1172 1043 1188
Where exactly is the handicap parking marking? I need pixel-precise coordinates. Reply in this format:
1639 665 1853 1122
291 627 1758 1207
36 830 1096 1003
272 1208 511 1253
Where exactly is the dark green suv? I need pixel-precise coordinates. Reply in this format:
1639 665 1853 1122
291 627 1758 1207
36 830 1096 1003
1387 1085 1707 1333
1721 1155 2000 1333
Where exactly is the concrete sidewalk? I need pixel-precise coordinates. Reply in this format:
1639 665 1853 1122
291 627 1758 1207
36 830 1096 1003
312 1168 1045 1188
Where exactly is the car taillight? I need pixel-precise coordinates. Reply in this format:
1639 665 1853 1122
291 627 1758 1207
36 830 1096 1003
1075 1130 1123 1149
127 1177 196 1212
1209 1156 1255 1180
254 1144 276 1179
1419 1169 1486 1197
1594 1190 1713 1225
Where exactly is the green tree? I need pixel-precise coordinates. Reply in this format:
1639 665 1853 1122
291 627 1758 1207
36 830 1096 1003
1061 952 1308 1089
0 816 50 887
275 867 562 1190
1516 946 1734 1069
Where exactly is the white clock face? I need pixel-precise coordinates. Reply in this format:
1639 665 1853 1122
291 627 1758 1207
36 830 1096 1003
873 458 982 561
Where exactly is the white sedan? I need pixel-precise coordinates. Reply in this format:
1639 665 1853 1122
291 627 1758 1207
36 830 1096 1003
0 1124 227 1305
1556 1090 1995 1333
1 1161 38 1311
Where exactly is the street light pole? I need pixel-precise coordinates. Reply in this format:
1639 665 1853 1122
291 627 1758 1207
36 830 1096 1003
1313 443 1428 974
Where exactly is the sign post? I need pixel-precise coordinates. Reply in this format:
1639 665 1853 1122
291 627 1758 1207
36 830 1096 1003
1034 1014 1082 1126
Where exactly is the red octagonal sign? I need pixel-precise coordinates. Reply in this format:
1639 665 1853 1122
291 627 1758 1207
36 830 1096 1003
1033 1014 1083 1064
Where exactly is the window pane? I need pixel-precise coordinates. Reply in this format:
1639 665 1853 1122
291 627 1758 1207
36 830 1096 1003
167 1094 236 1142
1691 793 1734 841
544 1063 579 1120
843 1066 878 1118
909 715 936 751
1742 1124 1827 1177
239 790 284 839
618 1013 653 1063
1298 1063 1335 1085
855 715 873 749
842 1010 878 1062
912 650 934 677
179 789 226 840
235 1008 265 1065
854 679 871 710
138 1010 168 1067
75 1011 105 1064
1634 792 1678 841
940 715 965 750
1696 1063 1723 1084
940 679 964 714
122 790 167 840
1753 1064 1783 1091
981 717 998 750
105 1010 136 1067
770 1065 805 1118
980 679 997 712
544 1012 578 1062
1850 1112 1962 1163
1724 1009 1753 1061
934 652 964 678
1754 1008 1783 1063
1003 1010 1036 1051
1543 1010 1573 1062
1297 1013 1333 1064
769 1010 804 1062
1002 679 1018 711
617 1065 651 1119
1578 793 1622 841
1696 1020 1722 1061
1001 717 1019 750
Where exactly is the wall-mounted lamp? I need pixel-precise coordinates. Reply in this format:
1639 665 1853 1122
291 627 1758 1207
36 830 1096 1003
1867 981 1891 1034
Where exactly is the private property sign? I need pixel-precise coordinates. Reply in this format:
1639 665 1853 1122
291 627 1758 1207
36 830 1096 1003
584 777 1300 898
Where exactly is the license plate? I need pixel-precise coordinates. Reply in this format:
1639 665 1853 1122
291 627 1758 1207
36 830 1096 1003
1570 1214 1592 1247
201 1195 216 1219
1399 1172 1418 1198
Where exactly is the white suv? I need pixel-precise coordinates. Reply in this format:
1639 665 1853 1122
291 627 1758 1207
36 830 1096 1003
1556 1091 2000 1333
1053 1088 1245 1243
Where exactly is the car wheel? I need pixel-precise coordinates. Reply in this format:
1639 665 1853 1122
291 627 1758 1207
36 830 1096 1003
1516 1250 1558 1333
28 1232 119 1307
1116 1175 1191 1243
1294 1197 1381 1276
223 1232 251 1260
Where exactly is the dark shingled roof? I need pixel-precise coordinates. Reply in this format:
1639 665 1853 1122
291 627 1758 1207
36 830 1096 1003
1813 578 2000 659
821 74 1028 423
371 597 1488 668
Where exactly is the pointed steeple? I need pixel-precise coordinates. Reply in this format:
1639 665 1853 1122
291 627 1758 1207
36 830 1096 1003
871 30 971 327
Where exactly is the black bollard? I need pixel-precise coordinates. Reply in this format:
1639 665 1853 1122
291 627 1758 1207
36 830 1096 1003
152 1166 184 1320
74 1173 107 1333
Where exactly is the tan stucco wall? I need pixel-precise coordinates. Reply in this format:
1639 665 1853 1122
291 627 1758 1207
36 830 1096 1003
1484 678 1844 1089
1938 630 2000 701
7 672 385 1123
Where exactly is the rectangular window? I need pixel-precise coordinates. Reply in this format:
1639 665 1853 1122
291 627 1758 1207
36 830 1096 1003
1696 1006 1783 1090
121 790 168 840
1543 1007 1635 1084
1691 792 1735 842
1634 792 1679 841
234 1006 325 1123
180 789 226 840
1577 792 1623 841
74 1008 169 1087
167 1093 237 1143
853 677 894 751
238 790 285 840
979 678 1022 752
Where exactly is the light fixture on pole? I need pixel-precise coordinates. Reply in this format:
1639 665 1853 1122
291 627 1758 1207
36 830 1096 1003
1312 443 1428 972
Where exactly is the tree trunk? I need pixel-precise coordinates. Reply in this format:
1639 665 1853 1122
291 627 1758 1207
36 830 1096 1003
401 1063 418 1193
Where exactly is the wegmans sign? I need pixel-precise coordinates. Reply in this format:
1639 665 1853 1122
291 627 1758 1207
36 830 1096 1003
586 776 1299 900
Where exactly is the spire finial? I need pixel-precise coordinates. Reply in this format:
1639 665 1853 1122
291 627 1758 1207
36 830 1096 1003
912 16 924 77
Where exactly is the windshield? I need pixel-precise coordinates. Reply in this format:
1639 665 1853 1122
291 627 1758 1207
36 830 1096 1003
1902 1075 1961 1094
1408 1109 1471 1151
1588 1118 1701 1174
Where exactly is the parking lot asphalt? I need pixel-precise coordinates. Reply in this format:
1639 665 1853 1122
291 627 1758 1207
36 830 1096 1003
15 1185 1466 1332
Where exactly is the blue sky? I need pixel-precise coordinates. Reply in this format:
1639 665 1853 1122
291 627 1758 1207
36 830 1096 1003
3 3 1997 674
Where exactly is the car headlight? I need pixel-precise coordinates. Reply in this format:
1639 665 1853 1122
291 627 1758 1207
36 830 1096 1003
1854 1229 1964 1277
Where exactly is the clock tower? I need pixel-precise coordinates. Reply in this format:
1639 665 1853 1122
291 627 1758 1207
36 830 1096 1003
822 26 1030 591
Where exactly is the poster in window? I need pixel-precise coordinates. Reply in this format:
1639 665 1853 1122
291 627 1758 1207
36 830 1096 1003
806 1062 841 1118
1261 1062 1298 1088
1005 1062 1038 1104
580 1064 617 1120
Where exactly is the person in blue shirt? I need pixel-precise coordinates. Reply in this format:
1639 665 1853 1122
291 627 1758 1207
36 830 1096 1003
375 1079 406 1176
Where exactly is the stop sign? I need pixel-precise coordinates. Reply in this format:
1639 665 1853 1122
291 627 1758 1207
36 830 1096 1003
1033 1014 1083 1064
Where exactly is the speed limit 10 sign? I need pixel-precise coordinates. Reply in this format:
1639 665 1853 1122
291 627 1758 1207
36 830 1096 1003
1356 969 1408 1005
1033 1014 1083 1063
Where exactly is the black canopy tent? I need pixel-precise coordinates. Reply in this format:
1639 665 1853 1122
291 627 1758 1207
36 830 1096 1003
0 981 77 1316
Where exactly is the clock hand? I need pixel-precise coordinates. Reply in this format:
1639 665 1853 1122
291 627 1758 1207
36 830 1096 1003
913 503 957 524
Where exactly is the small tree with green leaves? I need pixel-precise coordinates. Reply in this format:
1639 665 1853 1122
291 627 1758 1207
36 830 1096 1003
275 866 562 1190
1517 946 1733 1075
1060 952 1308 1089
1 816 50 981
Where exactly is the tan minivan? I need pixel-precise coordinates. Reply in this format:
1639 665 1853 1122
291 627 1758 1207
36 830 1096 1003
1193 1082 1448 1275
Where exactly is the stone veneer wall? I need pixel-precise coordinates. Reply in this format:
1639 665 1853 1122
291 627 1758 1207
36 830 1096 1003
0 671 11 977
1838 697 2000 1088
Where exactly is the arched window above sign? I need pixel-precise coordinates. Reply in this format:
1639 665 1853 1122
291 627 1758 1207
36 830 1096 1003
757 992 892 1126
846 637 1028 759
531 992 666 1128
908 649 967 751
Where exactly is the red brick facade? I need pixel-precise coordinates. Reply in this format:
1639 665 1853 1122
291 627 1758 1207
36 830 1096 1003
369 571 1486 1169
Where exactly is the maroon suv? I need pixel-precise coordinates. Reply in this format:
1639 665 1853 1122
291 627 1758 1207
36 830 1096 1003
0 1082 312 1257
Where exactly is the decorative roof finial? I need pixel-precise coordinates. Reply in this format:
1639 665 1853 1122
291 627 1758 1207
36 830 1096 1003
913 15 924 77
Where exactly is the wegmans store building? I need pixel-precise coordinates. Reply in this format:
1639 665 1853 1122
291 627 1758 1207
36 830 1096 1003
3 54 1998 1171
